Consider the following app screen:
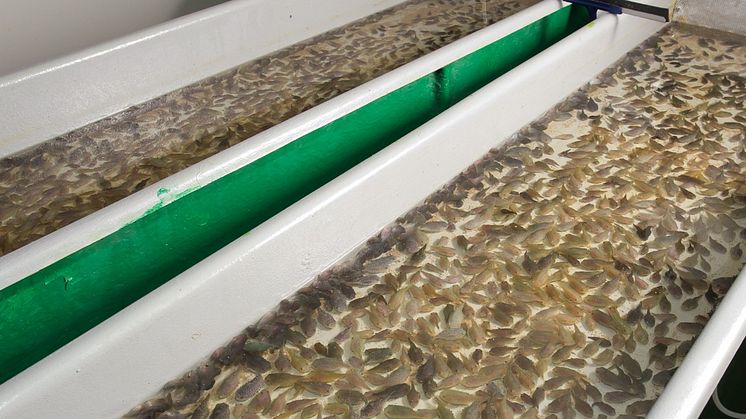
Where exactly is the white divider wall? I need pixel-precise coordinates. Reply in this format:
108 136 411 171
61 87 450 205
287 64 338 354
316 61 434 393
673 0 746 35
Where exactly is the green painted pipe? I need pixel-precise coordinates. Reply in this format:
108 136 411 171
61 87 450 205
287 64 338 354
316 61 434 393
0 5 590 384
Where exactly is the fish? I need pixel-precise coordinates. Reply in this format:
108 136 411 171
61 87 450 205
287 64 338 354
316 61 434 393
128 23 746 419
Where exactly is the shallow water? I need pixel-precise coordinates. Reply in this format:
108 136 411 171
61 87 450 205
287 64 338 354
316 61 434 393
0 0 538 256
126 23 746 419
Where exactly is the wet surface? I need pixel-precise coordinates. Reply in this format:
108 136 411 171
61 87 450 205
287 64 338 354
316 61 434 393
0 0 539 256
126 22 746 418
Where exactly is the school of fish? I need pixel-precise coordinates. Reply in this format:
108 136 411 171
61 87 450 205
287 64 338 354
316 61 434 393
125 23 746 419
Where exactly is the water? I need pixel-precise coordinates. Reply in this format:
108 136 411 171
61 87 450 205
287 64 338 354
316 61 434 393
125 23 746 419
0 0 538 256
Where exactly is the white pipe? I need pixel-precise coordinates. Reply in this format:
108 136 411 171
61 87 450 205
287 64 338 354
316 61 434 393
713 387 746 418
0 11 663 419
0 0 565 292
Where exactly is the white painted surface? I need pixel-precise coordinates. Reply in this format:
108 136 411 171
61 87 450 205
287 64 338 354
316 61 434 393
0 0 406 158
0 0 227 77
0 11 664 419
0 1 565 293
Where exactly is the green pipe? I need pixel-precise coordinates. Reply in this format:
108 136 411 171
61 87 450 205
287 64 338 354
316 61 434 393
0 5 591 384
